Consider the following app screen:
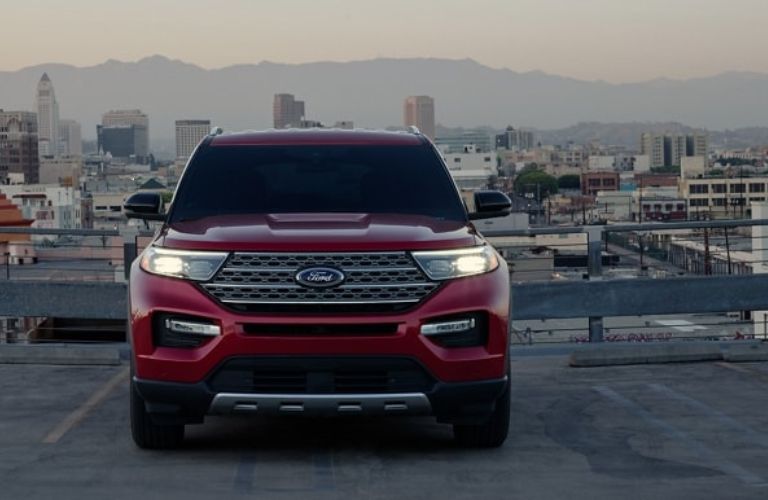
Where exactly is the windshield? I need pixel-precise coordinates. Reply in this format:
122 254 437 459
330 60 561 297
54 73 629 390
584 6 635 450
169 144 467 222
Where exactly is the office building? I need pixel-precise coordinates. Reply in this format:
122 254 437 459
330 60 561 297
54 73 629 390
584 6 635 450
0 110 40 184
98 110 149 163
495 127 535 151
682 176 768 218
404 96 435 140
641 132 709 168
59 119 82 156
273 94 305 129
175 120 210 159
35 73 60 157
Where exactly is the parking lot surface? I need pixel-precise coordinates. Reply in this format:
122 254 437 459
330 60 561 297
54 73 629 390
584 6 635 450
2 355 768 499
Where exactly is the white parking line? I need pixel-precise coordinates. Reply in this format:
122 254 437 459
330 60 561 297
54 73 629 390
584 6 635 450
647 383 768 449
594 385 767 487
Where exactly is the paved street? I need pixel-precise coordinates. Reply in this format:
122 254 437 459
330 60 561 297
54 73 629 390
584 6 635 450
2 356 768 499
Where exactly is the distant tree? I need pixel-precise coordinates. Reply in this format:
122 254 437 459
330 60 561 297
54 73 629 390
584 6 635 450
514 170 558 197
557 174 580 190
708 168 724 177
718 157 757 167
650 165 681 174
518 163 541 175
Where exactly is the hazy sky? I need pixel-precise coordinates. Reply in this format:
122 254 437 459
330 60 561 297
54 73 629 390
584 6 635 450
3 0 768 82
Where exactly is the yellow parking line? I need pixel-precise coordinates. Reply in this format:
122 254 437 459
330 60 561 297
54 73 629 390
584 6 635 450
42 366 130 444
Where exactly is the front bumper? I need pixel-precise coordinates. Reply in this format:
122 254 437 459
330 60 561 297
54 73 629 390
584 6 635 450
134 372 508 425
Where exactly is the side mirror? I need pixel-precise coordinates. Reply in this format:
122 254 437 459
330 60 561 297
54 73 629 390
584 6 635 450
124 192 165 221
469 190 512 220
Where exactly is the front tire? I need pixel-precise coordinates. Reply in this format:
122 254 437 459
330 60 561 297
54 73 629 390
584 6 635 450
453 379 510 448
130 379 185 449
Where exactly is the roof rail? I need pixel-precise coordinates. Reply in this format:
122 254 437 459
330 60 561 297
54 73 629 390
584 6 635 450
209 126 224 136
407 126 422 135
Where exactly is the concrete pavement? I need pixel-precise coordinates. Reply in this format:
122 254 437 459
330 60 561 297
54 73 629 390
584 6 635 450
3 357 768 499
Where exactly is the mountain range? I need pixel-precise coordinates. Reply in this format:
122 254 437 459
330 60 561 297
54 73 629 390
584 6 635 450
0 55 766 149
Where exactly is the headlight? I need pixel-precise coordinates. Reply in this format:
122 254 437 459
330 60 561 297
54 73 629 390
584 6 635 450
412 246 498 281
140 247 228 281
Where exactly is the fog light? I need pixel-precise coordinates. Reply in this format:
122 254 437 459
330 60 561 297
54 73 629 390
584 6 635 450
420 314 487 348
153 314 220 348
166 318 221 337
421 318 475 336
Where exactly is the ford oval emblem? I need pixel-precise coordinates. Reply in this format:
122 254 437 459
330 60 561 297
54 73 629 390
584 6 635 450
295 267 346 289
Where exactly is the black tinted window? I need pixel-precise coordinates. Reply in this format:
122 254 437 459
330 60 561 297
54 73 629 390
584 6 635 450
170 145 466 222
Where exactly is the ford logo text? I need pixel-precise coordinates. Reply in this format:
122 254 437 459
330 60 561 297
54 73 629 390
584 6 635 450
295 267 346 289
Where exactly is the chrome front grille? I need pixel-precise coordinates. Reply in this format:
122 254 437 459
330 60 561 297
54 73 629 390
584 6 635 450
202 252 438 307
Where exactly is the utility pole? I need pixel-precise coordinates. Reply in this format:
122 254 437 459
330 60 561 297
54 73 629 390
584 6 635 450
547 196 552 225
724 227 732 275
703 228 712 275
638 175 644 272
740 165 745 218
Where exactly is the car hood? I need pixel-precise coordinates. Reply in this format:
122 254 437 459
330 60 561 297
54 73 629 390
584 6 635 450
157 213 479 252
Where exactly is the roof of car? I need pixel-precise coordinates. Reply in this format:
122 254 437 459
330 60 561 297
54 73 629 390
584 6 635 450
210 128 426 147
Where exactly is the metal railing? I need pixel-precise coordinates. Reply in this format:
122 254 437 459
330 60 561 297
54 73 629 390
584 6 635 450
2 219 768 344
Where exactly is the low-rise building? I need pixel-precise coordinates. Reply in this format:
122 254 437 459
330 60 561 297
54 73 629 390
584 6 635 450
39 156 83 186
581 171 619 196
681 176 768 219
0 191 34 263
588 156 615 171
596 190 633 221
638 196 687 221
681 156 708 179
0 184 87 234
442 145 497 190
636 173 679 189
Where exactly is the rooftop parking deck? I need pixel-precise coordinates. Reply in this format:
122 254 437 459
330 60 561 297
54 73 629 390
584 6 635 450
3 355 768 499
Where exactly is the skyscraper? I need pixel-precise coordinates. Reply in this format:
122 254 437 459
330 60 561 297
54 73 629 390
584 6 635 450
175 120 211 159
0 110 40 184
59 119 82 156
35 73 60 158
98 110 150 163
273 94 305 129
403 96 435 140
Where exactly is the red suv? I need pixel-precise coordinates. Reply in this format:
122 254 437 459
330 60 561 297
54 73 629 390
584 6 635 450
124 128 512 449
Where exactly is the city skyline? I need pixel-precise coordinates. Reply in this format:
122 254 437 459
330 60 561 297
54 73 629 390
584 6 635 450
3 0 768 83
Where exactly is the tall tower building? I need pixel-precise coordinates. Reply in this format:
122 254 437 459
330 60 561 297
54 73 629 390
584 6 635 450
273 94 305 129
175 120 211 159
403 96 435 140
35 73 60 158
59 119 82 156
0 110 40 184
686 132 708 157
640 133 665 168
